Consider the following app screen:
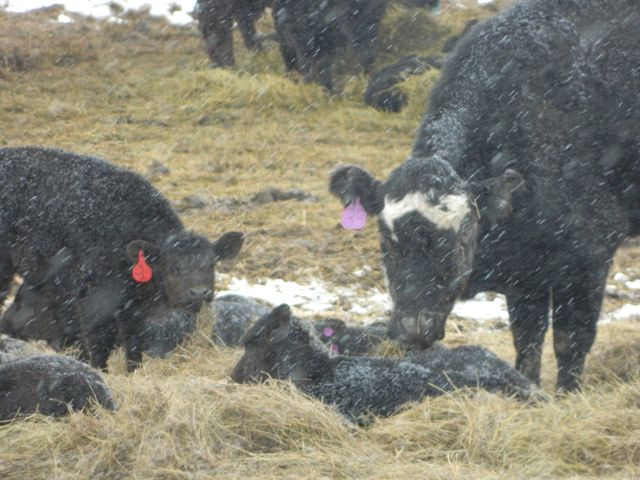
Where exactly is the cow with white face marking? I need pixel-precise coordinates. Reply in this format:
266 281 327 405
330 0 640 391
331 158 517 349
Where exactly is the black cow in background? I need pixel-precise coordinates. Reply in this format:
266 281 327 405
274 0 437 90
272 0 387 90
0 147 244 371
330 0 640 391
364 55 441 112
195 0 272 67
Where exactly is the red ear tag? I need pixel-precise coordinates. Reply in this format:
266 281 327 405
132 250 153 283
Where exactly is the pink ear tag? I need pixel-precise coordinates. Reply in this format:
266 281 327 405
340 196 367 230
329 344 340 355
322 327 335 338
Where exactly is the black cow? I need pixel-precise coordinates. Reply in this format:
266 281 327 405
272 0 388 90
330 0 640 391
0 147 244 371
364 55 441 112
195 0 272 67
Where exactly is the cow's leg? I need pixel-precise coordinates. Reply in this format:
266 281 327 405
0 252 14 303
84 320 118 371
345 23 379 74
552 262 609 392
117 309 145 373
235 3 260 50
316 55 335 92
205 18 235 67
279 41 298 71
506 289 550 384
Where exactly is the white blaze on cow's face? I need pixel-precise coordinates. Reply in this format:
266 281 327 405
381 191 471 237
377 190 476 349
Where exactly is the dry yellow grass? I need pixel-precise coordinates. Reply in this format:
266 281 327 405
0 1 639 478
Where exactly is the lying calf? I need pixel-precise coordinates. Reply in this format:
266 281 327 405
0 355 116 421
364 55 441 112
0 334 33 364
212 294 386 354
232 305 536 423
2 282 197 361
142 308 197 359
212 294 272 346
406 345 535 400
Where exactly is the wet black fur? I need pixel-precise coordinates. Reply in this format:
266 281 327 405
330 0 640 391
0 355 115 421
0 147 243 371
232 305 535 423
195 0 272 67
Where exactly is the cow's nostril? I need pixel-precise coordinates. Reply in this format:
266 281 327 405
190 288 213 301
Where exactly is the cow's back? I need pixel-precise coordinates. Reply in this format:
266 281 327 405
0 147 183 256
414 0 640 187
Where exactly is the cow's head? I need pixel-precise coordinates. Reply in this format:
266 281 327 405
126 231 244 313
330 157 521 349
231 304 312 383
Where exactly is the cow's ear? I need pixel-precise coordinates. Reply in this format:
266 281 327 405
329 164 384 215
469 169 524 225
243 304 292 346
126 240 160 263
316 318 346 339
212 231 244 261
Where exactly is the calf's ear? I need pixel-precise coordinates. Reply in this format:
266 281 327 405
126 240 160 262
470 169 524 225
329 164 384 215
243 304 292 346
270 304 292 327
212 231 244 261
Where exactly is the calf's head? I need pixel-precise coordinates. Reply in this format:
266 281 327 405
126 231 244 312
232 304 313 384
330 157 521 349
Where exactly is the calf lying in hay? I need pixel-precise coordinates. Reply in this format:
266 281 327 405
232 305 537 423
2 283 198 361
0 355 116 422
212 294 386 355
0 334 32 364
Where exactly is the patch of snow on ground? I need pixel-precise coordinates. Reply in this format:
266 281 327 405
613 272 629 283
452 293 509 322
57 13 73 23
3 0 493 24
625 279 640 290
3 0 197 25
217 277 391 318
218 276 640 329
217 277 513 324
602 304 640 323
